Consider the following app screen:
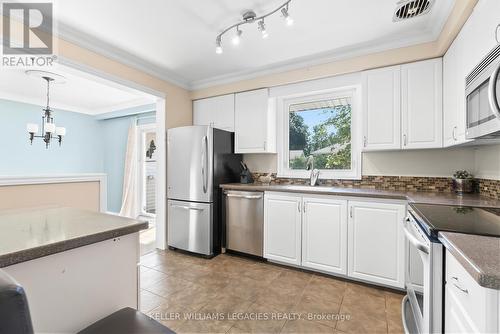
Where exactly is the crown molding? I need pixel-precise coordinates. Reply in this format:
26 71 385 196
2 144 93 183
189 32 436 90
55 23 191 90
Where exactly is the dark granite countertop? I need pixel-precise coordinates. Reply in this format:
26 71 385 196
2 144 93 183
220 183 500 207
439 232 500 290
0 206 148 268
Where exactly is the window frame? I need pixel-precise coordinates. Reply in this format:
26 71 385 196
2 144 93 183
276 87 362 180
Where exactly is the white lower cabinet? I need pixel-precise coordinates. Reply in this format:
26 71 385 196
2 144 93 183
444 250 499 334
302 197 347 275
263 193 302 266
264 192 405 288
347 201 406 288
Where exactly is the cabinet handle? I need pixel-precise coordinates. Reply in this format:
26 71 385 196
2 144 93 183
403 134 407 146
297 202 300 213
451 277 468 294
349 207 353 218
263 141 267 151
303 202 306 213
452 126 458 141
363 136 367 147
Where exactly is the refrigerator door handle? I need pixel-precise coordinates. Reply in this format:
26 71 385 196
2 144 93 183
201 135 208 193
170 204 204 211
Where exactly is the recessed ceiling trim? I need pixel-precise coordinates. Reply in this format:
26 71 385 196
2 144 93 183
0 91 94 115
190 32 435 90
56 23 191 90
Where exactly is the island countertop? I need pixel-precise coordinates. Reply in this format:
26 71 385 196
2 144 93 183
0 206 148 268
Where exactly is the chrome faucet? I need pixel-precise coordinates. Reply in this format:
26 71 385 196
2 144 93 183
305 155 320 186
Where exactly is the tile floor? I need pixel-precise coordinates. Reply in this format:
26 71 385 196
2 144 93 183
140 250 404 334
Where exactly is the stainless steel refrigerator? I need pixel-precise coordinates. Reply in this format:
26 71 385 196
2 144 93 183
167 125 241 257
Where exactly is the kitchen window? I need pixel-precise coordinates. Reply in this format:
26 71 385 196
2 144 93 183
277 89 361 179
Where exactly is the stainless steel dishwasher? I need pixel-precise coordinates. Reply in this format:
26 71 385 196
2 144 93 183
224 190 264 257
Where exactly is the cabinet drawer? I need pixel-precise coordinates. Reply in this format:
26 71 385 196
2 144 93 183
445 250 498 333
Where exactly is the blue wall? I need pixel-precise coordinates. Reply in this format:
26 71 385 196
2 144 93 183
0 98 155 214
100 112 156 213
0 99 104 175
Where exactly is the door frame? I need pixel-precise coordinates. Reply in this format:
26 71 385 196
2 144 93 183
136 123 157 219
58 56 168 250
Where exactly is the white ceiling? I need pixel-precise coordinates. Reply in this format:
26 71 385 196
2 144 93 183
53 0 455 89
0 65 156 114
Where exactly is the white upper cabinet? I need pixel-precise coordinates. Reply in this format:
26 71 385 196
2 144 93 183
401 58 443 149
347 201 406 288
264 193 301 266
442 0 500 146
234 88 276 153
362 65 401 151
301 197 347 275
193 94 235 132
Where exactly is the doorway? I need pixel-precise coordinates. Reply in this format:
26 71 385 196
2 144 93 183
137 123 157 255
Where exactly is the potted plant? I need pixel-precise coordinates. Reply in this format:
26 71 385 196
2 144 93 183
452 170 475 195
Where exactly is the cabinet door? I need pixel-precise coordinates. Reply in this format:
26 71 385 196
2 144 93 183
264 193 301 265
193 94 234 131
401 58 443 149
443 43 459 147
362 66 401 151
234 88 276 153
302 197 347 275
347 201 405 288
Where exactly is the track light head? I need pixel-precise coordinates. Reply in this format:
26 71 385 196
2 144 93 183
258 20 268 39
281 7 294 26
232 28 243 45
215 37 223 54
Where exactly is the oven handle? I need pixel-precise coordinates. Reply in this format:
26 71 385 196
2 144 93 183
401 295 411 334
488 61 500 119
403 218 430 255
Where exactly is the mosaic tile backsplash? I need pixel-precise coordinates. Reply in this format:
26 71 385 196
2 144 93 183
251 173 500 199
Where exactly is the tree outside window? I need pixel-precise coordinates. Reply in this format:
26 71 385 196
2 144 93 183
288 99 352 171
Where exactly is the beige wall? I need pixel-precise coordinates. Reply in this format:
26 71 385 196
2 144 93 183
57 39 192 129
0 182 101 211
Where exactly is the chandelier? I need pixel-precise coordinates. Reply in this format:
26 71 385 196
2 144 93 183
25 71 67 148
215 0 294 54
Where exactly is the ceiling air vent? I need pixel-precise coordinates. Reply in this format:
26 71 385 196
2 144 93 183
393 0 434 22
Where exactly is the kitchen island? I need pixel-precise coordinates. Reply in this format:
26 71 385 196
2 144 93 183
0 206 148 333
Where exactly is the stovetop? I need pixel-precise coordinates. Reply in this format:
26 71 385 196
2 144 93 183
409 203 500 238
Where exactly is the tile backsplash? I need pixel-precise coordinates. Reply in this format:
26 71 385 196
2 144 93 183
251 173 500 199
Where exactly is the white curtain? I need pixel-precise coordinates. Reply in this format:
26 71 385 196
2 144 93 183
119 120 139 218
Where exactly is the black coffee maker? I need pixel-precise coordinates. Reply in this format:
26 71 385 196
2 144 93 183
239 161 254 184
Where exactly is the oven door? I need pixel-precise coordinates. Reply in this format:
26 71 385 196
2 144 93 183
403 215 431 334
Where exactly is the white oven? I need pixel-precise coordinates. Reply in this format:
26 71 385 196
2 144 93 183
465 44 500 139
402 209 443 334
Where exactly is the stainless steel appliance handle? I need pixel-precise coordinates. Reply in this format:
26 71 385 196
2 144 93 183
226 193 263 199
201 135 208 193
451 277 469 294
403 218 429 254
170 204 204 211
489 61 500 119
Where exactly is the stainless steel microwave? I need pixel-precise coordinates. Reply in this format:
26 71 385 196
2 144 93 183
465 44 500 139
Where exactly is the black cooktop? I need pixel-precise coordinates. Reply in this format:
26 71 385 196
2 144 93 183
409 203 500 238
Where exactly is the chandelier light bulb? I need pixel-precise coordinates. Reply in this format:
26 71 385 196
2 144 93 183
26 123 38 134
56 127 66 136
45 122 55 133
281 7 294 26
258 20 268 39
232 28 242 45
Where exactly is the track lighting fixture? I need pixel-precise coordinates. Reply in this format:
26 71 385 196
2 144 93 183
215 0 293 54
